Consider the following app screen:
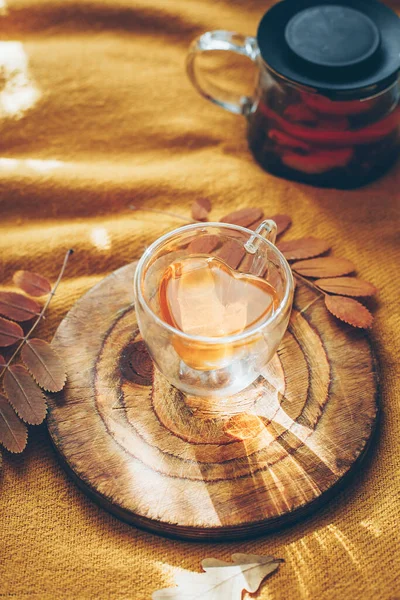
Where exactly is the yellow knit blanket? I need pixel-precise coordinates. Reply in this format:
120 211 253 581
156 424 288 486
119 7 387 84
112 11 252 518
0 1 399 598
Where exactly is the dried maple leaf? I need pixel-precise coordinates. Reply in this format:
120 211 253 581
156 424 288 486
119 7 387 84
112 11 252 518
0 317 24 347
316 277 377 297
0 291 41 322
188 235 220 254
191 199 211 222
292 257 355 278
21 338 67 392
217 240 245 269
220 207 263 228
3 364 47 425
278 237 331 260
13 270 52 298
153 553 283 599
325 295 373 328
0 392 28 453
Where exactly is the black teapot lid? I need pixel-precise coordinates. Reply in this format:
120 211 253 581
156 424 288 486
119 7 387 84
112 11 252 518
257 0 400 98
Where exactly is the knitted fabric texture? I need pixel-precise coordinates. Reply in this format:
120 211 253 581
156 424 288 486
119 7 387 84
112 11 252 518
0 1 399 598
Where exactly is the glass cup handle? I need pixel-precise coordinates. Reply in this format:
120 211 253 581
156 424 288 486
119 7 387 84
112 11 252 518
186 31 260 115
244 220 278 254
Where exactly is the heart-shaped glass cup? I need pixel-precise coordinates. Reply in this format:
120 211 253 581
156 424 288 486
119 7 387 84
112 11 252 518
133 221 294 398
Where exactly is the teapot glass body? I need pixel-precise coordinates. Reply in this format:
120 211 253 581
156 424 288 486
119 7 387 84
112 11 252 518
187 30 400 189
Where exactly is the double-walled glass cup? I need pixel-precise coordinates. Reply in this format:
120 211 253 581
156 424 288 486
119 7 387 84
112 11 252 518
133 221 294 398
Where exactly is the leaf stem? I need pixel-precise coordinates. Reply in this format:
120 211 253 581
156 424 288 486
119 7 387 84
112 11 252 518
293 271 326 296
0 249 73 378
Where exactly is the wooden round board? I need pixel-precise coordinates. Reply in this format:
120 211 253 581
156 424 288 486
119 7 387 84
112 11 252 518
47 263 378 540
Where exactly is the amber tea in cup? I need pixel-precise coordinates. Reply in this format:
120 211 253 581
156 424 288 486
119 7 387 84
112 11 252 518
158 255 280 371
134 221 294 397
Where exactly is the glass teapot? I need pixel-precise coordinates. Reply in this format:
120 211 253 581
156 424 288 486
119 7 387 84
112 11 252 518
187 0 400 189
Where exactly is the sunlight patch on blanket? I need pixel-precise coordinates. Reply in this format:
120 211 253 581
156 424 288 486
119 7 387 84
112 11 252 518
0 41 41 118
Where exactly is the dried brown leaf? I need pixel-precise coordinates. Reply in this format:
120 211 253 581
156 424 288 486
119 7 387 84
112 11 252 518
191 198 211 221
217 240 245 269
0 354 5 367
325 295 373 328
3 364 47 425
220 207 263 228
188 234 220 254
21 338 66 392
0 291 41 322
153 553 283 599
292 257 355 278
316 277 377 297
0 392 28 453
271 214 292 236
248 217 264 231
13 270 52 297
249 214 292 237
0 317 24 347
277 237 330 260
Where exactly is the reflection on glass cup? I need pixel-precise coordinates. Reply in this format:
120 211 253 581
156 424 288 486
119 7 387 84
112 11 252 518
133 221 294 398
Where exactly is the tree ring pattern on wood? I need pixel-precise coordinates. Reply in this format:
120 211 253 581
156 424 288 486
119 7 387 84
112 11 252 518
119 338 153 387
47 263 378 540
